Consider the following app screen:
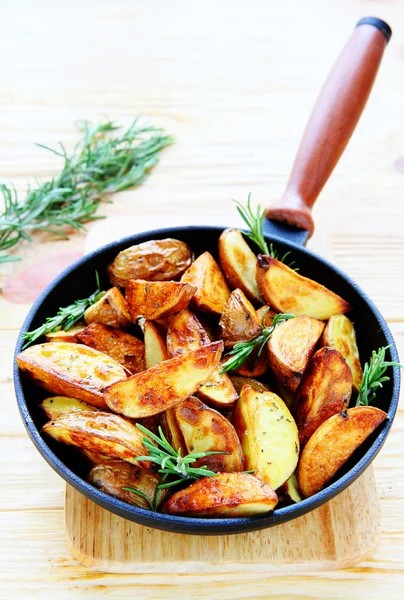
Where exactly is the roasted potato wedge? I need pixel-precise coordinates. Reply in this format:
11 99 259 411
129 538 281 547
16 342 126 409
235 347 268 377
257 256 351 320
107 238 194 288
218 228 265 303
163 472 278 517
218 289 262 349
144 321 168 368
229 375 270 394
181 251 230 315
126 279 196 320
81 450 111 464
198 367 238 410
45 324 86 343
41 396 99 420
256 305 276 327
320 315 363 391
174 396 243 472
84 287 132 329
160 408 187 455
296 347 352 447
76 323 145 375
166 309 210 357
89 460 166 509
282 474 303 503
103 341 223 418
42 411 152 466
267 316 325 392
233 386 299 490
297 406 387 497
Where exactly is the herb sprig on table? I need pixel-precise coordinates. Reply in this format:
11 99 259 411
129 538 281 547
0 120 173 264
356 346 403 407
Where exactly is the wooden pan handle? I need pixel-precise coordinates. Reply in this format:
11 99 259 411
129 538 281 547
266 17 392 238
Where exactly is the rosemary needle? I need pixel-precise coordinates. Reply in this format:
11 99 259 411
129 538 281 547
356 345 403 407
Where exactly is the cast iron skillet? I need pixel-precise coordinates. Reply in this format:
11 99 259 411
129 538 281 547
14 18 400 535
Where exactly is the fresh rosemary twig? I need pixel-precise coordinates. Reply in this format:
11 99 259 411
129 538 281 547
220 309 295 374
234 194 299 271
0 120 173 264
21 271 104 348
356 345 403 407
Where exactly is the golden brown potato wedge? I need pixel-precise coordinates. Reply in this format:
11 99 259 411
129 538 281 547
89 460 166 509
41 396 99 420
298 407 387 498
267 316 325 392
218 228 265 303
256 305 276 327
126 279 196 320
76 323 145 375
107 238 194 288
198 368 238 410
233 386 299 490
16 342 126 409
320 315 363 392
218 289 262 349
296 347 352 447
160 408 187 455
229 375 271 395
103 341 223 418
166 309 210 357
45 324 86 343
42 411 152 466
81 450 111 464
84 287 132 329
181 251 230 315
257 256 351 320
163 472 278 517
144 321 168 369
174 396 243 472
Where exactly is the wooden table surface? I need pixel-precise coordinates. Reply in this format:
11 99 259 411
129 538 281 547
1 1 403 598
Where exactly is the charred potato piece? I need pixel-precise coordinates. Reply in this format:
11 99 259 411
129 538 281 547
76 323 145 375
45 324 86 343
126 279 196 320
84 287 132 329
41 396 99 420
166 309 210 357
103 341 223 418
229 375 271 394
89 460 166 509
297 407 387 498
218 228 265 303
267 316 325 392
160 408 187 456
218 289 262 349
296 347 352 447
144 321 168 369
233 386 299 490
174 396 243 472
320 315 363 391
257 256 351 320
163 472 278 517
16 342 126 409
107 238 194 288
42 411 152 466
181 251 230 315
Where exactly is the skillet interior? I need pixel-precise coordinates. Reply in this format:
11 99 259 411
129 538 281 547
14 225 401 535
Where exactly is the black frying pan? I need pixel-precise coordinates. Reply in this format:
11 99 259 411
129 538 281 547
14 18 400 535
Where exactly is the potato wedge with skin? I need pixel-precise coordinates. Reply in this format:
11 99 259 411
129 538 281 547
257 255 351 320
198 367 239 410
181 251 230 315
320 315 363 392
267 316 325 392
144 321 168 369
163 472 278 517
296 347 352 447
76 323 145 375
218 228 265 303
107 238 194 288
16 342 126 409
103 341 224 418
126 279 196 320
229 375 271 395
84 287 132 329
45 324 86 343
297 407 387 498
233 386 299 490
41 396 99 420
174 396 243 472
218 289 262 349
166 309 210 357
160 408 187 455
81 450 111 464
42 411 152 466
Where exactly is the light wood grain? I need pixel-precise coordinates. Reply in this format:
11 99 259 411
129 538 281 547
1 0 404 597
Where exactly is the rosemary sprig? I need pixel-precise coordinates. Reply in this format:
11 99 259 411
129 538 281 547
0 120 173 264
234 193 299 270
121 487 154 511
220 309 295 373
21 271 104 348
356 345 403 407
